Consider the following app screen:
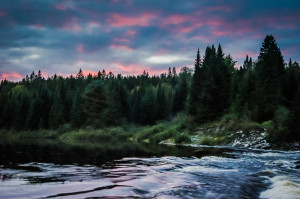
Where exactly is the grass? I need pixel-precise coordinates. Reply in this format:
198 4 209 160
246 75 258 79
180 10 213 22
133 114 191 144
0 118 191 146
59 126 134 143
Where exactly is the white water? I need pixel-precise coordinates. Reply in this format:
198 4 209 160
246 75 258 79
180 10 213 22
0 144 300 198
260 175 300 199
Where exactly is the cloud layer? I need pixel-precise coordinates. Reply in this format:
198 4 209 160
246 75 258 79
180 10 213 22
0 0 299 81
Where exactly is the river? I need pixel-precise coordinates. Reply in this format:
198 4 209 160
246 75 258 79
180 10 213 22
0 140 299 199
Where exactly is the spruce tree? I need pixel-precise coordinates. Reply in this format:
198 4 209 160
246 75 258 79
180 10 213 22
188 49 202 117
83 80 107 126
71 91 85 128
254 35 285 122
49 93 65 129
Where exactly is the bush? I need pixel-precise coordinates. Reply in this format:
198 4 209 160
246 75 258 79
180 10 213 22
273 106 289 130
175 133 191 144
260 120 274 130
135 123 165 141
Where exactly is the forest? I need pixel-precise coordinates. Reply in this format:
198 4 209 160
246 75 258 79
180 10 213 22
1 35 300 142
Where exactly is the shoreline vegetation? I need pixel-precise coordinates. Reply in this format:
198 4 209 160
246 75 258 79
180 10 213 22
1 114 299 150
1 35 300 149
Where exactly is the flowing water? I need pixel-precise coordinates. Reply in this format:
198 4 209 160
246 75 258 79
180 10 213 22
0 140 299 199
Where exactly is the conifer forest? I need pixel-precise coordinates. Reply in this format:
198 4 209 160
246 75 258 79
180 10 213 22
1 35 300 142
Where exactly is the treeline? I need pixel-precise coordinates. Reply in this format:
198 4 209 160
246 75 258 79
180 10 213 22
0 66 191 129
0 35 300 141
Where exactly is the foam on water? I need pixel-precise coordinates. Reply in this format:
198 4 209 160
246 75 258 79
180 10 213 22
260 176 300 199
178 165 238 173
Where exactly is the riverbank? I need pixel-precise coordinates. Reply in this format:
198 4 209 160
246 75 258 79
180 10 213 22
0 114 298 150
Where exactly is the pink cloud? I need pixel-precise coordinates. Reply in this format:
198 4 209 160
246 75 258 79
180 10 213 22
88 21 100 26
261 15 298 29
55 4 67 10
107 13 156 27
61 17 82 33
177 26 197 33
207 6 233 12
208 18 258 38
110 44 133 51
113 38 130 43
162 15 190 25
0 72 22 81
76 44 84 53
282 45 300 57
124 30 136 37
191 35 212 43
159 14 203 34
113 30 137 43
113 30 136 43
167 19 204 34
0 11 5 16
211 30 231 37
155 49 169 55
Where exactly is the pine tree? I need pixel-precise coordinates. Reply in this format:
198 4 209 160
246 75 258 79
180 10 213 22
77 68 84 79
71 91 85 128
188 48 202 117
254 35 285 122
102 82 123 126
131 87 142 123
283 59 299 108
26 98 43 130
83 80 107 126
49 93 65 129
288 87 300 140
155 84 167 120
173 74 188 113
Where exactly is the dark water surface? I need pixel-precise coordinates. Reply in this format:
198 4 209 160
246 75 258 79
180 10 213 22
0 140 299 199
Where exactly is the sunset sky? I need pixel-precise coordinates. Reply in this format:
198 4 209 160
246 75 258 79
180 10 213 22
0 0 299 81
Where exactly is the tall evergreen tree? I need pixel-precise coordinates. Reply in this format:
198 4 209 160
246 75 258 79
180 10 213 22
188 48 202 117
254 35 285 122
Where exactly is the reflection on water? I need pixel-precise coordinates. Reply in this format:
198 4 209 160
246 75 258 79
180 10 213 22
0 140 300 199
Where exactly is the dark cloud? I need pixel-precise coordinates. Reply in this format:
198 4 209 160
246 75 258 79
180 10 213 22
0 0 299 80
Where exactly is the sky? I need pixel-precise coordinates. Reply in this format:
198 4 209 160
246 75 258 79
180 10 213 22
0 0 299 81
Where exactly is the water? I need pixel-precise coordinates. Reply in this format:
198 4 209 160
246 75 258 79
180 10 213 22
0 140 299 199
